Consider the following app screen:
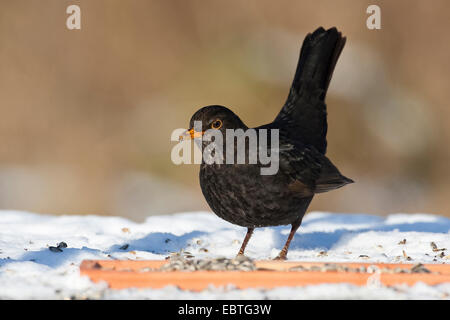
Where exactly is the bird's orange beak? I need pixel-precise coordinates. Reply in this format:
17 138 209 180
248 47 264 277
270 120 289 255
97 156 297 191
179 128 205 141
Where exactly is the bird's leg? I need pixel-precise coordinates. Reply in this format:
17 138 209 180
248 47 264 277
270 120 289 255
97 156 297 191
237 228 254 256
274 220 302 260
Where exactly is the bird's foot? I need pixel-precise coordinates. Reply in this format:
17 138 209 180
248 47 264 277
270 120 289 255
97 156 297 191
273 247 288 260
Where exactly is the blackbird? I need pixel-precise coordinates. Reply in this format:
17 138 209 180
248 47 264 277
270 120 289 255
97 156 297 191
181 27 353 260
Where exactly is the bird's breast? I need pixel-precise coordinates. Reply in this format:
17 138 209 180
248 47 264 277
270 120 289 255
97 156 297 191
199 163 311 227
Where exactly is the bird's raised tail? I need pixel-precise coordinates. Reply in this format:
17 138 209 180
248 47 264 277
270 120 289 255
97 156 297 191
291 27 346 99
314 155 354 193
275 27 346 155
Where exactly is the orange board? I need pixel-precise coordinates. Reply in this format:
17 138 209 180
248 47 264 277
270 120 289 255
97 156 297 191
80 260 450 291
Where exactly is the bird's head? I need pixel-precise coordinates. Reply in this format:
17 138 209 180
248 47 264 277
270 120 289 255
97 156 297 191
180 105 247 141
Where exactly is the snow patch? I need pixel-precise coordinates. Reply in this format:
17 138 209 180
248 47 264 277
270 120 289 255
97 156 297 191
0 210 449 299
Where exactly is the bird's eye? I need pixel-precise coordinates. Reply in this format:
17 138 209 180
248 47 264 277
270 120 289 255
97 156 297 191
211 119 222 129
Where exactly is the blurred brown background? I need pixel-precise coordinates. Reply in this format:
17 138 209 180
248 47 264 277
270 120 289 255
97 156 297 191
0 0 449 221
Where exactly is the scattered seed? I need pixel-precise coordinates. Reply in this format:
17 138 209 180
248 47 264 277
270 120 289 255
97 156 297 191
411 263 431 273
393 267 407 274
119 244 129 250
286 263 419 274
430 242 438 250
288 265 307 271
57 242 68 249
159 256 257 272
49 241 67 253
431 242 446 252
402 250 412 261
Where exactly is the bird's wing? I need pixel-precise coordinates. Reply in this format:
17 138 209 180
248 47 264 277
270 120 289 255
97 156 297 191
278 142 353 195
275 27 346 155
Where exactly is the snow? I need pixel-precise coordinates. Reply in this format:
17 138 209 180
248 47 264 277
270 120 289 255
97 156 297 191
0 210 449 299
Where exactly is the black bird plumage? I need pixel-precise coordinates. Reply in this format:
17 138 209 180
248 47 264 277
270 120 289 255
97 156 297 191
184 27 353 260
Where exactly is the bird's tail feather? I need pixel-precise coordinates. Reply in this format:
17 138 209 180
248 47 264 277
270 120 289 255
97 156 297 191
314 175 354 193
291 27 346 99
